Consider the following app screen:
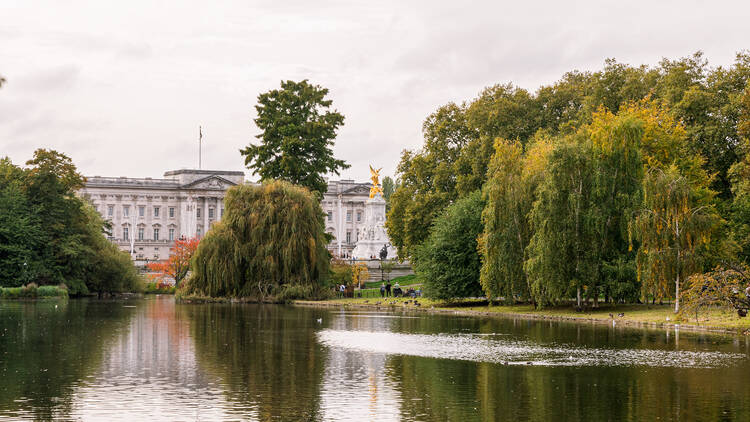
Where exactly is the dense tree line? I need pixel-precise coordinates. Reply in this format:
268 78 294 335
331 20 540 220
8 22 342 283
0 150 141 295
388 52 750 309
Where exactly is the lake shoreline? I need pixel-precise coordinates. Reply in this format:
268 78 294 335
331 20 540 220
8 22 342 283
292 298 750 336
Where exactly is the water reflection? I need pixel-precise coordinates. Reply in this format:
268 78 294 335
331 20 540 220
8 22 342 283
0 299 137 420
184 303 328 420
1 299 750 421
318 329 744 367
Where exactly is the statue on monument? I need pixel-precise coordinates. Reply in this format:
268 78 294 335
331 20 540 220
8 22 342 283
379 244 388 260
369 165 384 198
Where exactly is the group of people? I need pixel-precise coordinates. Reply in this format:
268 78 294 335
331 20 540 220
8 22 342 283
379 281 420 298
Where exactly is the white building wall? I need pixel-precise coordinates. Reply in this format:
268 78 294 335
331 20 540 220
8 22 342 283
81 171 379 262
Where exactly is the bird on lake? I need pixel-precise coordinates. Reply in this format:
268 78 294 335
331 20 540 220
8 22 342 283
316 318 322 324
618 313 625 318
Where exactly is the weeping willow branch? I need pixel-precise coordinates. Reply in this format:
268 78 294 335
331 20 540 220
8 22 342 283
187 180 331 300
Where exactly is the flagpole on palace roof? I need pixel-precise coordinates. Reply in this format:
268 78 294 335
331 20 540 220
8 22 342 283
199 125 202 170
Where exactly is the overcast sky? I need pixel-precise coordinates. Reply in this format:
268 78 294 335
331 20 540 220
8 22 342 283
1 0 748 183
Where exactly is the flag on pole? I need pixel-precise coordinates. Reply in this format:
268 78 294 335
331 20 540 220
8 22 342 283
199 125 202 141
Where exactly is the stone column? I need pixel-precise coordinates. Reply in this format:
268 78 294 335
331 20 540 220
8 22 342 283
337 194 343 257
203 196 209 235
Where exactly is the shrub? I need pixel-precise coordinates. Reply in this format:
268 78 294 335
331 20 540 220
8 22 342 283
21 283 38 298
38 285 66 297
330 262 353 287
145 282 175 294
274 284 332 302
1 287 22 299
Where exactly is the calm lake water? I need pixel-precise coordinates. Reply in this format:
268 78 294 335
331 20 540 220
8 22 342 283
1 296 749 421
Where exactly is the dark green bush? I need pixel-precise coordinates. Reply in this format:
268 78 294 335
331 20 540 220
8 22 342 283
414 190 485 300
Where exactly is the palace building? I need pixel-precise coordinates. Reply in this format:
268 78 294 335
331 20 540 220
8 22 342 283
79 169 378 262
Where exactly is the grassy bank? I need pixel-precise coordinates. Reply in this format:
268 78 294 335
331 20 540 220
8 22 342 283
294 297 750 334
1 284 68 299
363 274 420 289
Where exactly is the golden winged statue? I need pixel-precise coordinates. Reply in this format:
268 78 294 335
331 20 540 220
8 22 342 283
369 165 384 198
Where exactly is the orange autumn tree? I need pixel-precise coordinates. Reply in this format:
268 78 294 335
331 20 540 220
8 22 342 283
147 237 199 287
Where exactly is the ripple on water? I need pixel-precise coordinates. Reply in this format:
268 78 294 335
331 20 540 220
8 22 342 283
317 329 746 368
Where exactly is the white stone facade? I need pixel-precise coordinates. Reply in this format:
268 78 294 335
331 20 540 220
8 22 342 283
80 171 392 261
79 169 243 262
321 179 377 258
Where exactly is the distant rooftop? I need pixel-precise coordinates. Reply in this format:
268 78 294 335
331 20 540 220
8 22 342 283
163 169 245 177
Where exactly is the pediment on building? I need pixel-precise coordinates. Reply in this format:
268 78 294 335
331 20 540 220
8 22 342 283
181 175 237 190
342 184 371 196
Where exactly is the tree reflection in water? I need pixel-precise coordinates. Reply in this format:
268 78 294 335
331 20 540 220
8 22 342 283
184 303 327 420
0 299 137 420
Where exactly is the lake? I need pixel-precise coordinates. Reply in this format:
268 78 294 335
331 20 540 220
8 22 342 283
1 295 749 421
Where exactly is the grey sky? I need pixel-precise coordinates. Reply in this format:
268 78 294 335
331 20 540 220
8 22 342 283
1 0 748 183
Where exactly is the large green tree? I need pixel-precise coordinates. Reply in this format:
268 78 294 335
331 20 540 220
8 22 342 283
414 190 485 300
241 80 348 194
525 140 599 308
386 103 474 259
632 166 719 312
0 151 141 294
0 160 43 286
189 181 330 300
479 137 552 303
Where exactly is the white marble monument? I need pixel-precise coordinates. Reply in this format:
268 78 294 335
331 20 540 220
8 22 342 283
351 193 396 259
351 166 397 259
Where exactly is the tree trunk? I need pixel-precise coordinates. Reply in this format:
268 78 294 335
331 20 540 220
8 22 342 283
674 272 680 313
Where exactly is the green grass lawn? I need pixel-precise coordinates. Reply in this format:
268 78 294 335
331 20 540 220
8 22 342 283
363 274 420 289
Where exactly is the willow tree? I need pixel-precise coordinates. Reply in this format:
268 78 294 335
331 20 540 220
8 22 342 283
189 181 330 299
525 140 598 308
632 166 718 312
479 137 551 303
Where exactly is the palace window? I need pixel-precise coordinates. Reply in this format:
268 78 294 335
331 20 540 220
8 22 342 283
168 228 175 241
356 211 362 222
139 206 145 217
346 210 352 222
197 227 202 237
221 208 224 217
138 227 144 240
154 207 160 217
346 231 351 243
123 206 129 217
123 227 129 240
107 205 114 217
169 207 175 218
153 228 159 241
197 208 201 218
209 207 214 218
327 211 332 222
